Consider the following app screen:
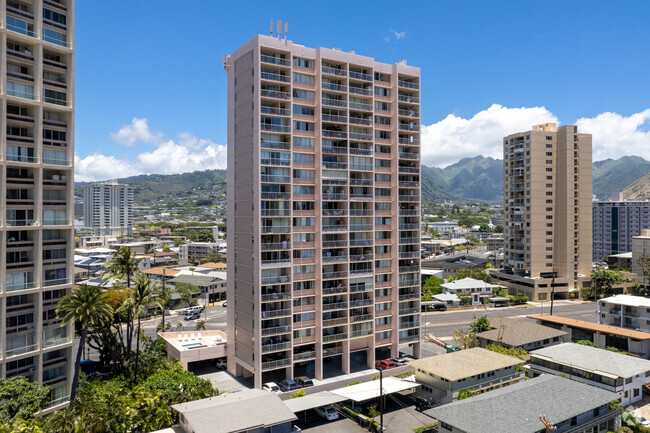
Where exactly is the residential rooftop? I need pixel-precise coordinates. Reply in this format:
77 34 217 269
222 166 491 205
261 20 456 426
172 389 296 433
440 277 500 291
531 343 650 378
424 375 619 433
408 347 522 382
528 314 650 340
476 318 567 347
600 294 650 308
142 267 181 277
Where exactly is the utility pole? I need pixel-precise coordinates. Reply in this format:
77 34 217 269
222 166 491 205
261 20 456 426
379 368 384 432
549 268 556 316
161 266 167 329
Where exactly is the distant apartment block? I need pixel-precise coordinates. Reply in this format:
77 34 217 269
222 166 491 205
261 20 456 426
225 33 421 387
1 0 76 410
632 229 650 288
179 242 222 264
83 181 134 236
593 199 650 260
493 123 593 301
598 294 650 333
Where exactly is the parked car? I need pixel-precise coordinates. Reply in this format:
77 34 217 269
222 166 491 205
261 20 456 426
315 405 339 421
414 396 434 412
184 312 201 320
215 358 227 369
375 360 398 370
222 301 227 307
262 382 281 393
294 376 314 388
186 306 204 314
388 357 407 366
343 400 362 413
278 379 300 392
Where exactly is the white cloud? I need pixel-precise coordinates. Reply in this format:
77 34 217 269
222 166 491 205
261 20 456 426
75 118 226 182
109 117 163 147
421 104 558 167
577 109 650 162
390 30 406 40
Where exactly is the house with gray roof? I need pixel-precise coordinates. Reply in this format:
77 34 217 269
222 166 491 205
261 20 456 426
424 375 621 433
476 318 567 352
528 342 650 406
171 389 297 433
408 347 523 404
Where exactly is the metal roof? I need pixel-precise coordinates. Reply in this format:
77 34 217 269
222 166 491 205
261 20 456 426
168 274 216 286
424 375 619 433
283 391 346 413
528 314 650 340
408 348 522 382
329 377 419 402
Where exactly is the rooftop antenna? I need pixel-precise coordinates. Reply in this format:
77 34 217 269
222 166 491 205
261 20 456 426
277 19 282 39
270 19 274 36
284 22 288 42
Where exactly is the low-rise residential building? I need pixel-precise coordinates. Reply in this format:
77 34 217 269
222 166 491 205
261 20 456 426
408 347 523 404
179 242 221 265
598 294 650 332
424 375 620 433
529 314 650 358
440 277 499 305
170 389 297 433
528 342 650 406
422 255 489 279
161 330 227 370
476 318 567 351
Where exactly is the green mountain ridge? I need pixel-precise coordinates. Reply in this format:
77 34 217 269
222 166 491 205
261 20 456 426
75 155 649 206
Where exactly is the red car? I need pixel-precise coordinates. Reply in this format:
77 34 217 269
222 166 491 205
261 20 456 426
375 360 398 370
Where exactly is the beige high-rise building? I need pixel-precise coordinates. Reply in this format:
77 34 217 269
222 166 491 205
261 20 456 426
0 0 75 410
83 181 134 236
493 123 592 301
224 32 421 387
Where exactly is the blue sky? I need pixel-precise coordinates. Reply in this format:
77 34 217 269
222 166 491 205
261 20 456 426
75 0 650 181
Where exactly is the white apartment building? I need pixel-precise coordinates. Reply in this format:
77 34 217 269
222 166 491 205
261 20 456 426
225 32 421 387
1 0 75 410
593 200 650 260
598 294 650 332
83 181 134 236
632 229 650 289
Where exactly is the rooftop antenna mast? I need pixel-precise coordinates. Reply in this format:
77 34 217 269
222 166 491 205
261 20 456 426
277 19 282 40
284 22 288 42
270 19 273 36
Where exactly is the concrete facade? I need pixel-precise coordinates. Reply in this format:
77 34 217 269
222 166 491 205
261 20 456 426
225 34 421 388
632 229 650 288
0 0 75 410
83 181 134 236
593 201 650 260
495 123 593 301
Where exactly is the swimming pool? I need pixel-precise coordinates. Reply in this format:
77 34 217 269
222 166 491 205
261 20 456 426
182 343 204 349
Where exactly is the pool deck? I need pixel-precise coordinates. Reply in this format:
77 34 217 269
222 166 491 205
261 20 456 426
160 330 227 369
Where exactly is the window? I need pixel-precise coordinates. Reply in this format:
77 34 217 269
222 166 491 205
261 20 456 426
375 159 391 168
293 169 314 179
374 101 391 111
293 105 314 116
375 130 391 140
293 121 314 131
374 87 390 97
293 57 314 69
293 185 314 195
293 217 314 227
294 137 314 148
374 115 391 125
293 72 314 85
292 89 314 100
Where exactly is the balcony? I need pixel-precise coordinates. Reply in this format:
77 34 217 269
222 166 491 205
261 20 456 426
322 66 346 77
322 130 347 139
349 117 372 126
322 254 348 263
322 317 348 327
261 71 290 83
398 80 419 90
261 342 291 353
399 307 419 315
323 302 348 311
349 298 372 307
399 195 420 202
399 152 419 160
322 98 347 108
350 329 373 338
399 292 419 301
350 132 372 141
322 82 347 92
6 281 36 292
322 333 347 343
261 55 290 67
6 343 39 358
261 275 291 285
260 89 290 100
398 94 419 104
323 270 348 279
261 325 292 336
399 166 419 174
398 109 420 117
399 138 420 145
349 71 372 81
349 102 372 112
349 86 372 96
294 351 317 360
262 358 291 370
260 124 291 133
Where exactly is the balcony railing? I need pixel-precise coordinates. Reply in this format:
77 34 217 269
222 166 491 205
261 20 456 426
261 55 290 66
322 130 347 139
322 333 347 343
294 351 317 360
262 358 291 370
399 167 420 174
261 226 291 234
6 343 39 358
349 87 372 96
322 98 347 107
261 275 290 285
349 102 372 112
399 195 420 202
349 117 372 126
322 82 347 92
398 80 419 90
6 219 37 227
261 124 291 133
43 335 72 348
349 132 372 141
350 329 373 338
350 314 373 323
349 71 372 81
398 95 419 103
322 225 347 232
261 72 291 83
398 109 420 117
43 278 71 287
399 138 420 145
323 302 348 311
261 342 291 353
399 152 420 160
322 317 348 327
261 325 292 336
323 270 348 279
261 89 290 100
322 66 346 76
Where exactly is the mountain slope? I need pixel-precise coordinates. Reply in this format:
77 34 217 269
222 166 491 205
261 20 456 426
424 156 504 203
622 172 650 200
592 156 650 200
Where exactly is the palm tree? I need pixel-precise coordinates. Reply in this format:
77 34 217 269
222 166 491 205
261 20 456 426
122 274 162 381
103 246 142 353
56 284 113 402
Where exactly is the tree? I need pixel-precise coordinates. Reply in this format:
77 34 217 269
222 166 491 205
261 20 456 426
452 328 478 349
195 320 206 331
422 276 444 301
451 267 492 283
0 376 50 420
103 246 142 355
56 284 113 403
197 230 215 243
162 245 171 252
209 252 224 263
511 292 529 305
637 254 650 288
122 274 163 382
484 344 528 361
469 315 491 334
591 266 628 299
174 283 200 308
494 224 504 233
576 340 599 347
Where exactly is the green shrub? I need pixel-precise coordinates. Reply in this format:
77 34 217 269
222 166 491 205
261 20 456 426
290 390 306 399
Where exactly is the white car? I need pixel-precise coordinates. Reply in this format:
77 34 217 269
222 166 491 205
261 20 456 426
315 405 339 421
262 382 281 393
215 358 227 369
